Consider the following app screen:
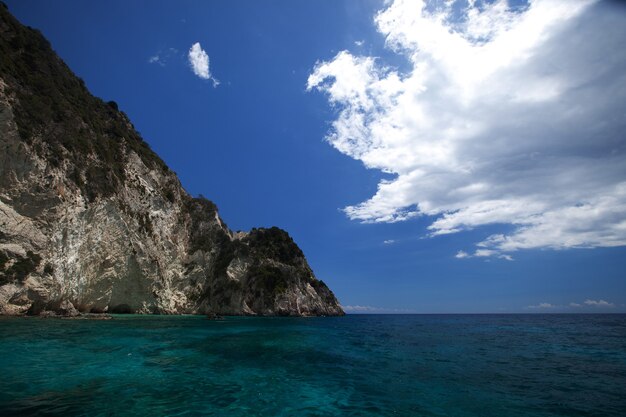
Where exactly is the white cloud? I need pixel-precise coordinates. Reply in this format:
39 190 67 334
342 305 414 313
531 299 616 309
148 48 179 67
383 239 395 244
527 302 556 309
188 42 219 86
455 248 513 260
583 299 614 307
308 0 626 258
342 305 379 312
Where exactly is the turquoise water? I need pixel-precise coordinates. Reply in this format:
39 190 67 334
0 314 625 416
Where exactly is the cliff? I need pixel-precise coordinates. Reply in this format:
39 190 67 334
0 3 343 316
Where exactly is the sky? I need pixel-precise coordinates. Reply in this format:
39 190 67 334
6 0 626 313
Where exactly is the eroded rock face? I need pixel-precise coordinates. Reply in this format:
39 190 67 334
0 4 343 317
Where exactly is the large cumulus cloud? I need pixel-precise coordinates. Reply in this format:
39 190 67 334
308 0 626 257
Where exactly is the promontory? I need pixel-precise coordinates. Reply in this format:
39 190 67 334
0 3 343 317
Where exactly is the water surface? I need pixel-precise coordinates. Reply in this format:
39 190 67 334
0 314 624 416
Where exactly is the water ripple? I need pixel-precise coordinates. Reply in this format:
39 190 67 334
0 314 625 416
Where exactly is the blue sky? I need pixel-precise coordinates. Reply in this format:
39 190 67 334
7 0 626 313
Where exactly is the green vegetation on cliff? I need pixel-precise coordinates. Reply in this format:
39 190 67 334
0 3 169 201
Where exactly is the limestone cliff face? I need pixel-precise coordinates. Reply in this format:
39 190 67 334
0 4 343 316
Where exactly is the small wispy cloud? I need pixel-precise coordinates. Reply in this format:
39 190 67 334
383 239 395 245
342 305 414 314
188 42 219 86
583 299 614 307
354 40 364 46
455 249 513 261
527 302 556 309
342 305 379 312
147 47 178 67
527 299 615 310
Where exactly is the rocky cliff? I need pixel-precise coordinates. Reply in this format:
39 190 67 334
0 4 343 317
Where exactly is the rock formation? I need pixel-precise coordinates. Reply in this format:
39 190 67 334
0 3 343 316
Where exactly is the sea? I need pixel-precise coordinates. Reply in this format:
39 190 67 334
0 314 624 416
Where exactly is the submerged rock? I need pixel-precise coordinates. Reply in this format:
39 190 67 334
0 4 343 317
